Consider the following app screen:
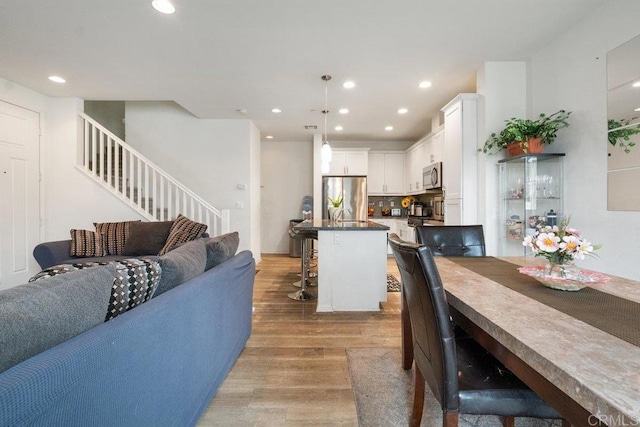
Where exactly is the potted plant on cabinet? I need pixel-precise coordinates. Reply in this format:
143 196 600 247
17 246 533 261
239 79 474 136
479 110 572 156
608 118 640 153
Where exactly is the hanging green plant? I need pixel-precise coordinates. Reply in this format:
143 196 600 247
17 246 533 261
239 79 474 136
608 118 640 153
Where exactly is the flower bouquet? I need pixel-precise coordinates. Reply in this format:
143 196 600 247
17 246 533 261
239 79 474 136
519 217 607 291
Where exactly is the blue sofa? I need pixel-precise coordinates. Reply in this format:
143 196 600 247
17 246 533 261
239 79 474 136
0 244 255 426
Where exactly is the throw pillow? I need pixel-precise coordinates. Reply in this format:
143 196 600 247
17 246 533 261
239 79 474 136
122 220 174 256
70 229 106 257
94 220 141 255
158 214 208 256
0 264 116 373
29 261 109 282
105 259 161 321
155 239 207 296
204 231 240 270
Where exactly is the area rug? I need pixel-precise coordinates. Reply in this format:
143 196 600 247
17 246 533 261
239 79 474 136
387 274 400 292
346 347 562 427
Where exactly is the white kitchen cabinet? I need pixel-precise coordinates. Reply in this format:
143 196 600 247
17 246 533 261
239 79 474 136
372 218 396 254
405 141 426 194
368 152 404 195
428 125 444 164
326 150 368 175
444 198 462 225
441 94 478 224
397 220 415 243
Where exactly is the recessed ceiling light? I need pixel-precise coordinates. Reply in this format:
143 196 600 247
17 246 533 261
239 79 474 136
385 126 394 131
152 0 175 14
271 108 282 113
343 81 356 89
418 81 432 89
339 108 349 114
265 135 274 139
398 108 408 114
48 75 66 83
634 107 640 112
633 82 640 88
335 126 343 131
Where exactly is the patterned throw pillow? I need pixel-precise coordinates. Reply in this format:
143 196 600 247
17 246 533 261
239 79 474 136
70 229 106 257
94 220 140 255
105 259 161 321
158 214 208 255
29 261 110 282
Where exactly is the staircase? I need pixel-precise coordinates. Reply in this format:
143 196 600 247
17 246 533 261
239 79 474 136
77 112 230 236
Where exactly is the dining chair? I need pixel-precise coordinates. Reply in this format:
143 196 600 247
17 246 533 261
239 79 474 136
388 233 565 427
403 225 485 369
414 225 486 257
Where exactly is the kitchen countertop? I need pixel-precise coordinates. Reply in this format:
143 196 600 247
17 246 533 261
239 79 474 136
294 219 390 231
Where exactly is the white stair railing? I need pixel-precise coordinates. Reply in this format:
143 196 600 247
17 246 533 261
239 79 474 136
77 112 230 236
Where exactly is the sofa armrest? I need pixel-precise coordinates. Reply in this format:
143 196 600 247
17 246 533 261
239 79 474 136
33 240 74 269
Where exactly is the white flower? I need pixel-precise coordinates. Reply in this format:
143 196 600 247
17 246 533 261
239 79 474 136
536 232 560 253
560 235 580 254
576 240 594 259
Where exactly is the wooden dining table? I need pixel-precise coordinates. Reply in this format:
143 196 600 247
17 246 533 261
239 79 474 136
401 256 640 427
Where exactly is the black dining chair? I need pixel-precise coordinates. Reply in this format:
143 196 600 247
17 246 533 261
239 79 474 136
415 225 486 257
388 233 564 427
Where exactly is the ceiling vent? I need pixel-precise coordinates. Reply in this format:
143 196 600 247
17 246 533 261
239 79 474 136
304 125 318 130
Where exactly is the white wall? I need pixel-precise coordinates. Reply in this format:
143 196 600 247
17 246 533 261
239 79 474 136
477 62 528 255
0 77 146 252
124 101 259 255
249 122 261 260
528 1 640 279
261 139 313 253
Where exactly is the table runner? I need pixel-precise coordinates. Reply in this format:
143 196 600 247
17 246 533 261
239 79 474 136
445 257 640 347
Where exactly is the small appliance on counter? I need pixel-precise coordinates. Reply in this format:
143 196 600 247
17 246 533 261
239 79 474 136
410 202 424 216
391 208 402 216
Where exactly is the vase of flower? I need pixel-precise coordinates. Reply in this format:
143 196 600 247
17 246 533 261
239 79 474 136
522 216 602 290
545 261 577 279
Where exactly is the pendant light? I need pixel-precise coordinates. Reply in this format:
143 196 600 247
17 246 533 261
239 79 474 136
320 75 333 164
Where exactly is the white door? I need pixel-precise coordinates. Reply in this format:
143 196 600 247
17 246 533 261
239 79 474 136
0 100 40 290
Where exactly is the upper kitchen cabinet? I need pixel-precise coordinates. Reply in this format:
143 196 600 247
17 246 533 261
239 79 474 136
427 125 444 164
405 141 426 194
326 149 368 175
368 152 405 195
441 94 479 224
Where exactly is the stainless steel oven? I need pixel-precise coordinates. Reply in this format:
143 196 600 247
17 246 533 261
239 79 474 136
423 162 442 190
433 196 444 221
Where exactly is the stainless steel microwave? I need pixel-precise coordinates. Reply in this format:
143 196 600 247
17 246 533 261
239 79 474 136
423 162 442 190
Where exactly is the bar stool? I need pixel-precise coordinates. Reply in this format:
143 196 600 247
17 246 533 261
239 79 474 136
292 240 318 288
288 229 318 301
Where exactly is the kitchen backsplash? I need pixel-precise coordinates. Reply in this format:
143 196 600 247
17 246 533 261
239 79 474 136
368 192 442 217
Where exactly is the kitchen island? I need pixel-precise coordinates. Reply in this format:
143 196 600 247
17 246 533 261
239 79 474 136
294 219 390 312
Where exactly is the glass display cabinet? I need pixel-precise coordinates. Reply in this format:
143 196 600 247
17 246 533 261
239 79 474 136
499 153 565 256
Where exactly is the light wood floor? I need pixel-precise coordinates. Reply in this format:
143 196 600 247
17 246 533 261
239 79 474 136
197 254 402 426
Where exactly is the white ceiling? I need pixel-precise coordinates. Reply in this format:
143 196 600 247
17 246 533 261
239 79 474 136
0 0 607 142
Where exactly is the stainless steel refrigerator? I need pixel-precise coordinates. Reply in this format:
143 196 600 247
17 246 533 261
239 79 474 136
322 176 367 221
